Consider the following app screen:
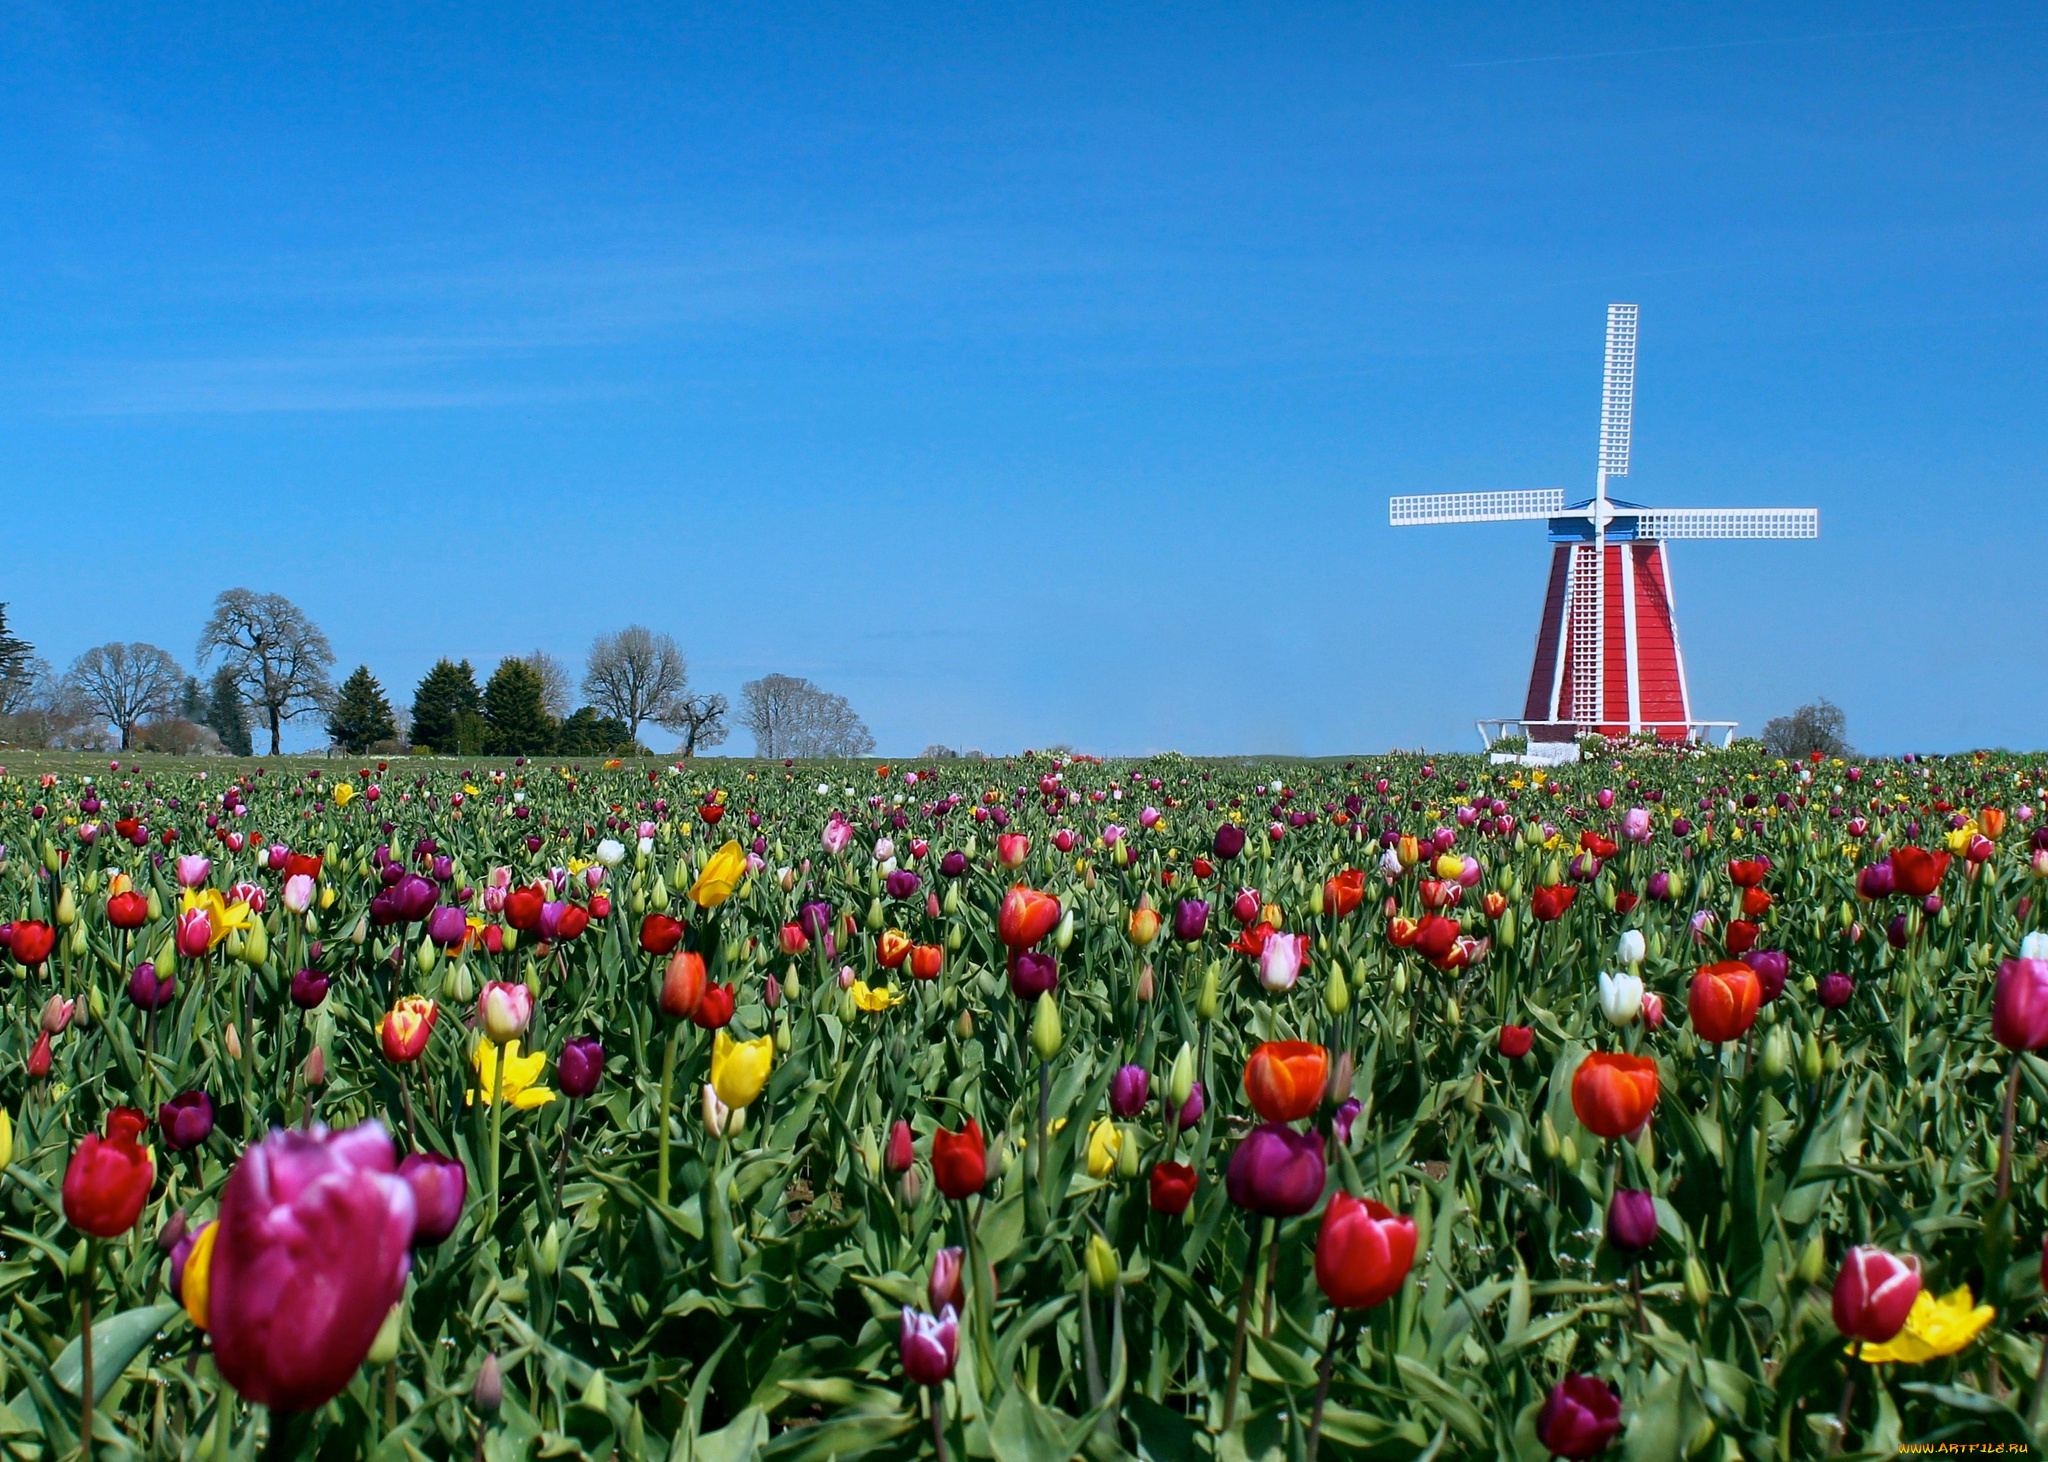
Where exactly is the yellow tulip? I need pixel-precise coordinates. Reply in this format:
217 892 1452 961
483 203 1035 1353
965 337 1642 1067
0 1108 12 1171
1855 1287 1995 1364
1085 1118 1121 1179
1433 853 1463 880
333 782 355 807
689 840 748 908
466 1040 556 1109
182 1220 218 1330
711 1030 774 1110
180 890 254 951
849 979 903 1013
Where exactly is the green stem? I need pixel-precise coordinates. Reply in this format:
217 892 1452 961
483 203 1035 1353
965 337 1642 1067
487 1041 506 1230
1221 1219 1267 1429
79 1239 96 1462
657 1027 680 1206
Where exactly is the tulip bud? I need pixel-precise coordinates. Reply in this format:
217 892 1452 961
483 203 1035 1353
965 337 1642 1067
1539 1113 1560 1161
1444 997 1460 1029
1117 1123 1142 1178
1801 1033 1823 1082
1030 992 1062 1062
1684 1256 1712 1309
1168 1042 1195 1108
414 933 436 976
242 919 268 967
367 1304 404 1366
865 897 885 931
303 1045 328 1087
652 874 671 905
1557 1133 1578 1170
1324 960 1350 1015
1391 964 1408 996
1135 963 1155 1003
955 1010 974 1041
348 915 368 945
54 886 76 927
146 889 163 922
1196 960 1220 1020
224 1022 242 1061
1760 1025 1790 1081
1086 1233 1120 1292
1462 1072 1485 1115
473 1355 503 1415
1797 1233 1826 1285
68 1238 89 1279
1055 909 1075 951
1308 883 1325 916
1823 1041 1841 1072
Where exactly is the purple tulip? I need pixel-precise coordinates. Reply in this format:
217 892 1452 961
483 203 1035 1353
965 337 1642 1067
398 1151 468 1247
558 1036 605 1099
394 873 436 923
208 1122 417 1412
1816 972 1855 1010
1536 1375 1623 1458
1858 861 1896 900
1212 824 1247 861
1604 1189 1658 1252
290 967 330 1010
939 851 968 877
127 961 176 1011
1109 1064 1150 1118
899 1306 959 1385
431 855 455 884
1224 1123 1326 1217
885 869 921 900
1172 898 1210 943
537 900 574 943
1994 959 2048 1052
1887 913 1911 950
799 901 834 942
159 1090 215 1152
1643 871 1671 902
1671 817 1693 838
1007 948 1058 1000
1332 1097 1362 1145
1177 1081 1207 1131
1741 949 1788 1004
426 905 469 947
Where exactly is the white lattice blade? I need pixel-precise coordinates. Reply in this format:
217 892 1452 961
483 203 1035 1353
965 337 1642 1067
1389 489 1566 526
1635 508 1818 540
1599 303 1637 478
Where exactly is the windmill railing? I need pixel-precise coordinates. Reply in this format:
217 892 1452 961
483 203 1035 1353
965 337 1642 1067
1476 718 1738 751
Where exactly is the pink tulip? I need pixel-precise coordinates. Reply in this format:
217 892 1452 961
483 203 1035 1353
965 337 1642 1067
175 855 212 888
1994 959 2048 1052
209 1122 417 1411
1832 1246 1921 1345
479 981 534 1044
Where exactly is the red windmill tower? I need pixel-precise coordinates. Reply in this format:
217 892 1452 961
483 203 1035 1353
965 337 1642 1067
1390 305 1817 750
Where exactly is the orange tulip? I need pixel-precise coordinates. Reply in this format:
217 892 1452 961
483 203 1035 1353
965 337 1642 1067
661 950 706 1019
1243 1040 1330 1124
909 944 944 981
1688 961 1761 1044
378 996 438 1063
1322 868 1365 919
1982 807 2007 840
1570 1051 1660 1139
998 885 1061 949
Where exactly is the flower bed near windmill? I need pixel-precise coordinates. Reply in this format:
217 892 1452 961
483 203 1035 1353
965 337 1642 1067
1 745 2043 1458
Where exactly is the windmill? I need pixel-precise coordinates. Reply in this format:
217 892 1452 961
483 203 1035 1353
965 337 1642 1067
1389 304 1817 750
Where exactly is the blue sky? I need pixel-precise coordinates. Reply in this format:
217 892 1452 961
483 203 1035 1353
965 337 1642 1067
4 3 2043 756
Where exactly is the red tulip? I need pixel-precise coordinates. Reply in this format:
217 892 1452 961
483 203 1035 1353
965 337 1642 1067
1498 1024 1535 1059
932 1119 987 1200
1149 1161 1198 1216
63 1108 155 1238
1314 1192 1416 1309
778 922 809 957
1413 915 1459 963
1688 961 1761 1044
909 944 944 981
1322 868 1365 918
1726 858 1768 888
1832 1245 1921 1344
877 929 913 969
997 886 1061 949
10 919 54 967
107 891 150 929
661 950 706 1019
1242 1041 1330 1123
690 982 735 1030
25 1030 51 1078
1571 1052 1660 1140
504 885 544 931
1531 885 1577 922
639 914 684 956
1889 847 1949 898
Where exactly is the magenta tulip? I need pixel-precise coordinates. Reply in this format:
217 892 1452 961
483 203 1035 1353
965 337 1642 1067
399 1151 468 1247
899 1305 959 1385
208 1122 416 1412
1110 1064 1150 1118
1833 1245 1921 1344
1536 1375 1622 1458
127 961 176 1011
1994 959 2048 1051
558 1037 605 1099
1224 1123 1326 1217
159 1091 215 1153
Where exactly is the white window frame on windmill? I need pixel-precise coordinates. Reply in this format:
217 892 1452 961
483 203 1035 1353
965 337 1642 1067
1385 303 1814 752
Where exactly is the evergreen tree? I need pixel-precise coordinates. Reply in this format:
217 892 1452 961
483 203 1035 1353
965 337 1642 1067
179 676 204 721
557 706 636 755
204 665 252 757
481 658 556 756
328 665 398 753
411 659 480 753
0 605 31 687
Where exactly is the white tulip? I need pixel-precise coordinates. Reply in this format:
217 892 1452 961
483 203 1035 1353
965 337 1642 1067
2023 931 2048 961
594 838 626 866
1598 970 1644 1027
1615 929 1646 967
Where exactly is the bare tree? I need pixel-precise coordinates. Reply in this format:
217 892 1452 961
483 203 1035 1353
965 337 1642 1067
0 659 100 749
522 650 574 720
0 654 49 717
583 626 690 742
196 589 336 755
1761 699 1853 761
66 643 186 749
740 674 875 759
662 692 730 757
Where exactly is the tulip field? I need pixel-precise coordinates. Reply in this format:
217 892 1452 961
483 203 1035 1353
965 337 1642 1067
6 746 2048 1460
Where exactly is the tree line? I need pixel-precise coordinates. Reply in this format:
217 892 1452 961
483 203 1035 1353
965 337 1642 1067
0 592 876 759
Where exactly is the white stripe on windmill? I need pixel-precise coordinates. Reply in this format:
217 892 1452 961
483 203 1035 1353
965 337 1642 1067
1389 304 1817 749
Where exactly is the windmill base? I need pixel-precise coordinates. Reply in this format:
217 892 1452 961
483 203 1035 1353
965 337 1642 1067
1477 718 1738 752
